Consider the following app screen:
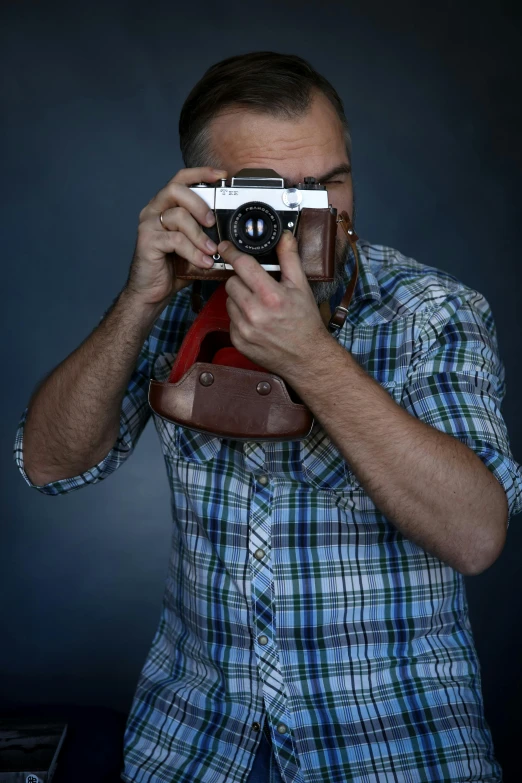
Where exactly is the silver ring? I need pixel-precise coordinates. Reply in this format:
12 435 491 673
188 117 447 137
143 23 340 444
159 211 168 230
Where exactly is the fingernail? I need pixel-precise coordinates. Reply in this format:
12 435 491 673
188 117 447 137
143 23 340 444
206 239 217 253
206 211 215 225
218 241 230 252
212 169 227 176
202 255 214 266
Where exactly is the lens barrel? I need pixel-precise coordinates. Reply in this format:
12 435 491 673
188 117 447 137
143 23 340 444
229 202 282 255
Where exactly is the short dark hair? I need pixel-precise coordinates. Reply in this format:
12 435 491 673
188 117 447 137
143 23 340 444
179 51 352 168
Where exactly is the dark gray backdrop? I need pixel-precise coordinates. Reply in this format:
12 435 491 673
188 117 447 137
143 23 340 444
2 0 521 776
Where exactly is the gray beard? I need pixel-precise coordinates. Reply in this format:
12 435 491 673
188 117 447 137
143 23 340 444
308 233 350 305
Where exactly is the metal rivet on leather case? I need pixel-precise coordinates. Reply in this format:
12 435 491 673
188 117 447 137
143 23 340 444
199 372 214 387
256 381 272 395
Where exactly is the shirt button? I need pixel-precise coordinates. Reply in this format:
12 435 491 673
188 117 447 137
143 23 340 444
258 474 269 486
252 722 261 731
254 548 265 560
258 635 268 645
277 723 288 734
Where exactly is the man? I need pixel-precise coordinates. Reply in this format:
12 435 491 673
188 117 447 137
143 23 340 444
14 51 522 782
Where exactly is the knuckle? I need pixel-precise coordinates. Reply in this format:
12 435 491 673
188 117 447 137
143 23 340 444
262 291 281 309
171 168 188 183
170 231 184 249
137 221 152 240
229 322 241 345
225 277 237 296
244 305 259 326
167 182 182 200
231 324 242 345
238 319 253 340
171 205 188 225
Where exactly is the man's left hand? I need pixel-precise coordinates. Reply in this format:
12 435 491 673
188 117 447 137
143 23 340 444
219 230 330 376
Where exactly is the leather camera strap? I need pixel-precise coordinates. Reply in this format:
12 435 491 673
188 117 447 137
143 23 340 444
327 210 359 333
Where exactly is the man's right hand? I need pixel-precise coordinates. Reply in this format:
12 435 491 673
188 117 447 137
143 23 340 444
125 166 228 307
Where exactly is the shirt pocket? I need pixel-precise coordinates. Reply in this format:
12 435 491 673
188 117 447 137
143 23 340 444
154 415 223 464
300 380 402 492
300 422 350 491
152 353 223 464
175 425 223 462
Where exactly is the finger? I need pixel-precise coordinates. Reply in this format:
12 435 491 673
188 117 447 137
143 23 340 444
218 241 279 298
276 230 307 288
170 166 227 187
152 228 215 269
228 316 245 355
225 295 243 326
156 205 218 256
142 167 227 227
225 274 254 314
143 182 216 229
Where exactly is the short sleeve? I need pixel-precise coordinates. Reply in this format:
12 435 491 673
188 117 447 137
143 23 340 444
13 295 153 495
400 291 522 523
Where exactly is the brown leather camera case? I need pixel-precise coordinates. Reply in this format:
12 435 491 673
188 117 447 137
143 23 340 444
172 207 337 281
149 364 313 440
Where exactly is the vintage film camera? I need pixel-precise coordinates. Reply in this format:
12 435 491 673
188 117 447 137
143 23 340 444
173 168 338 281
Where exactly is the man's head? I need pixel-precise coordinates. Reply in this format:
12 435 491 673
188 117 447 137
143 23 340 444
179 51 356 303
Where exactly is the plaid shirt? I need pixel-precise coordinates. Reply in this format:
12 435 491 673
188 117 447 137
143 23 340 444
14 238 522 782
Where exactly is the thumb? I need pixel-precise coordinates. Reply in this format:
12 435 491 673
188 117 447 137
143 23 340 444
276 230 307 288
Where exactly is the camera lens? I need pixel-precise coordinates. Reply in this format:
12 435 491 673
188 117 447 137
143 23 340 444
245 218 266 239
229 202 282 255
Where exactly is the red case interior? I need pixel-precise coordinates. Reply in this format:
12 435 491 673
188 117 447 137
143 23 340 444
169 284 266 383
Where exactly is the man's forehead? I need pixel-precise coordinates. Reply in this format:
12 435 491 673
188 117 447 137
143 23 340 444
209 94 348 178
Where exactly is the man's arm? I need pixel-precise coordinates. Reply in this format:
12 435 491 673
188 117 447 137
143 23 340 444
284 337 508 576
218 232 520 576
22 289 166 487
19 165 231 490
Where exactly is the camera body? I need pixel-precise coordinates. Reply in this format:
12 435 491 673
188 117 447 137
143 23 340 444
173 168 338 281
